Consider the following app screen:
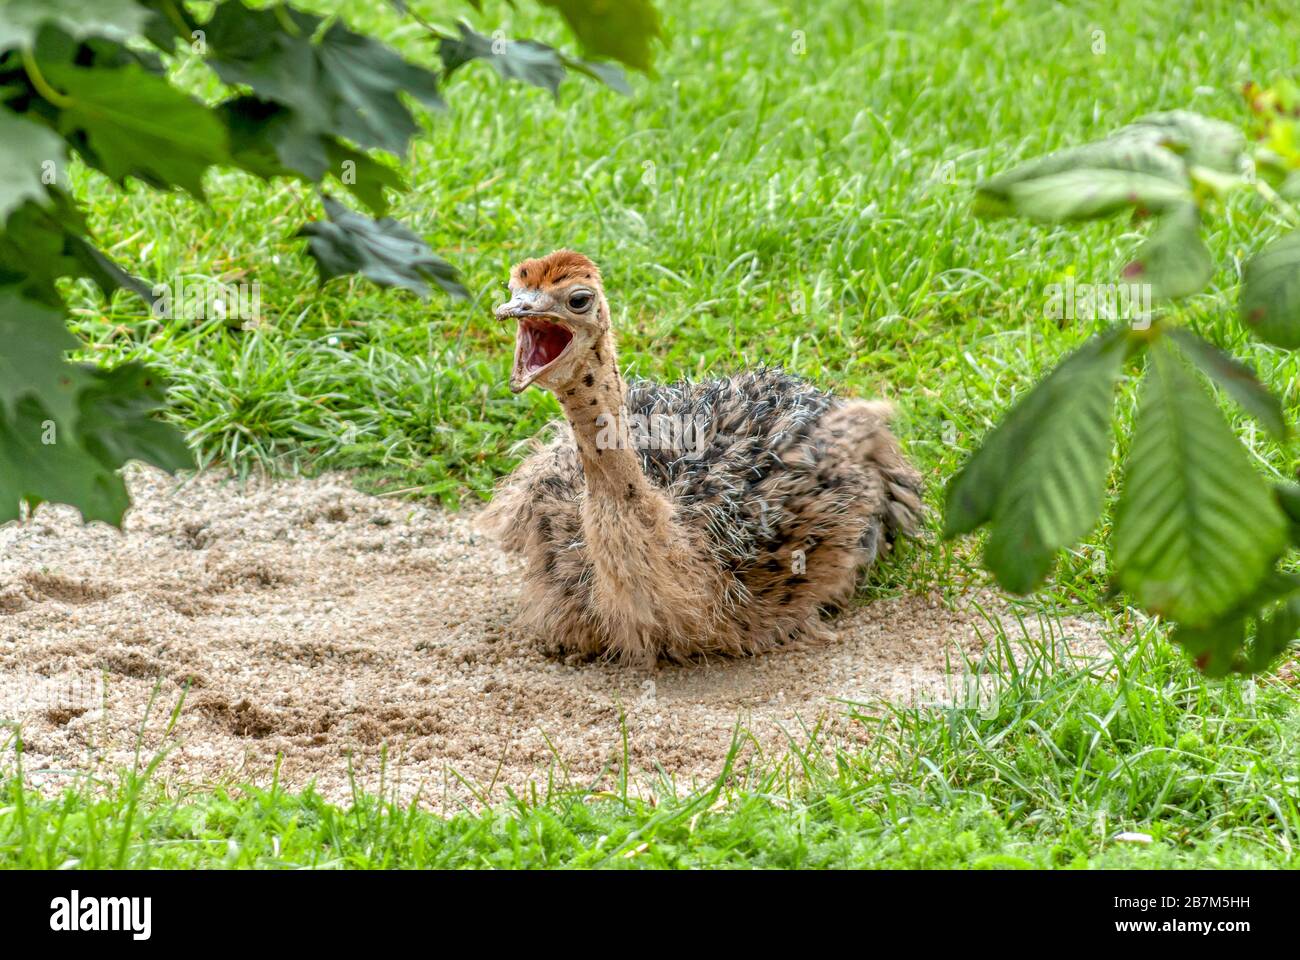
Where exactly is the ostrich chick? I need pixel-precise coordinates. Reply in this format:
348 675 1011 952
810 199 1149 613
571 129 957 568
482 250 923 664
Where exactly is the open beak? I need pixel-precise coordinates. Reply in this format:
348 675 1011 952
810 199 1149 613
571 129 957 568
498 299 575 393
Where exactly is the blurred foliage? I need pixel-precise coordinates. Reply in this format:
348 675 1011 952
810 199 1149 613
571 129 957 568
950 92 1300 675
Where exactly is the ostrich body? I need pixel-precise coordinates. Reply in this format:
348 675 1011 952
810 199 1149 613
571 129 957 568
483 251 923 663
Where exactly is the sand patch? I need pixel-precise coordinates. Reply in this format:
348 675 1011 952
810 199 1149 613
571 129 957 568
0 466 1109 810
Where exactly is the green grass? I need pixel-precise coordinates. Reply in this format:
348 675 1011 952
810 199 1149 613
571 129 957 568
7 0 1300 867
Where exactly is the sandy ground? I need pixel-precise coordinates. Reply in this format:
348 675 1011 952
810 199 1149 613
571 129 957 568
0 466 1110 810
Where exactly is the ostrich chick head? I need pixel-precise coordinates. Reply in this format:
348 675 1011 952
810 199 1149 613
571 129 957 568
495 250 609 394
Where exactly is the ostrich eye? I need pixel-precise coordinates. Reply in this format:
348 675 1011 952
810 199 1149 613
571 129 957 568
568 290 593 312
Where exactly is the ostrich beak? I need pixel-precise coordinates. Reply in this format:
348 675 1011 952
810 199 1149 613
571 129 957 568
510 316 574 392
498 295 575 393
494 295 532 321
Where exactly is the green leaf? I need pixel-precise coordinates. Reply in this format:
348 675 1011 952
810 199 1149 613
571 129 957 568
944 328 1128 592
980 133 1190 199
1122 204 1213 300
313 21 445 154
0 395 127 524
0 200 80 305
981 332 1127 592
440 22 568 95
323 138 405 216
1171 570 1300 676
203 4 329 123
976 112 1246 225
65 235 154 302
0 287 188 525
1171 615 1244 678
0 288 85 425
434 20 631 96
204 5 443 157
0 0 149 50
0 110 65 224
1276 482 1300 545
218 95 322 178
31 19 161 72
218 97 404 214
0 359 191 526
1249 593 1300 672
563 55 631 95
1168 328 1286 439
1113 336 1287 627
983 168 1191 223
1120 110 1247 175
0 193 152 306
76 364 193 474
298 196 468 299
1239 230 1300 348
44 61 230 198
538 0 663 74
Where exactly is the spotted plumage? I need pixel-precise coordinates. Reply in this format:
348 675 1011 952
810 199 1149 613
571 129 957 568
483 252 923 664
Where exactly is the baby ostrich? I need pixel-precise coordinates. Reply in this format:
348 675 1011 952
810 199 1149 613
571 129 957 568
482 250 923 664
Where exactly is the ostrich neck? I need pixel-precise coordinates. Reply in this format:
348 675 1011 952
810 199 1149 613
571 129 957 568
556 331 650 499
553 328 702 653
